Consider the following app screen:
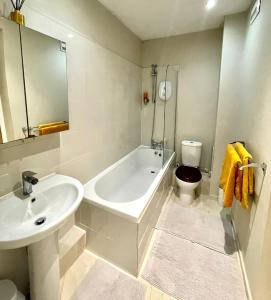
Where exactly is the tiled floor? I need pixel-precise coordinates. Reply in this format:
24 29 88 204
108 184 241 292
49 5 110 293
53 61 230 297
61 190 245 300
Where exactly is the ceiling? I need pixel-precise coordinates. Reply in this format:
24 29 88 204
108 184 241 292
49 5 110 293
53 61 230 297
97 0 252 40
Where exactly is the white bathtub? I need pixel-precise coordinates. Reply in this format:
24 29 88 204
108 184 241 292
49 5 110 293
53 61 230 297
79 145 175 275
84 146 175 222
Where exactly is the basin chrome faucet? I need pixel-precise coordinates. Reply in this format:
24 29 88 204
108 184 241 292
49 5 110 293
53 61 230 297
22 171 39 195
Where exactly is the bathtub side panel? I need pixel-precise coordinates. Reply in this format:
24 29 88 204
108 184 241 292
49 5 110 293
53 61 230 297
77 202 138 276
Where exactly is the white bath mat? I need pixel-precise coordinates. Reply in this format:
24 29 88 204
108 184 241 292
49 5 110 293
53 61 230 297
157 198 237 256
142 231 247 300
71 259 146 300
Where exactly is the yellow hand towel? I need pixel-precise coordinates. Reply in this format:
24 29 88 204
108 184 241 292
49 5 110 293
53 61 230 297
235 142 253 209
220 144 242 208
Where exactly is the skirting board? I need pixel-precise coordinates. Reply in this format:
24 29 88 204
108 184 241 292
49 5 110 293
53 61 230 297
231 212 253 300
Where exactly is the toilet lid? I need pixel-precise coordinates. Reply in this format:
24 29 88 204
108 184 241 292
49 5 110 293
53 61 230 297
176 166 202 183
0 280 18 300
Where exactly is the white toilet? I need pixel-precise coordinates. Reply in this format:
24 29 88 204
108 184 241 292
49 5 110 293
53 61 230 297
175 140 202 205
0 280 25 300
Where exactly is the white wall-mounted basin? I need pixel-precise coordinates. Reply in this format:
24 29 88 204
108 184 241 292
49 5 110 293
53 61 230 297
0 174 84 250
0 173 84 300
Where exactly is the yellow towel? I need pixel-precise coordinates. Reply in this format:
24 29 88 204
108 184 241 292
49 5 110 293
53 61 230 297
220 144 241 208
235 142 253 209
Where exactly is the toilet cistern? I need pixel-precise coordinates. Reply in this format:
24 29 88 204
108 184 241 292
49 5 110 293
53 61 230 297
22 171 39 195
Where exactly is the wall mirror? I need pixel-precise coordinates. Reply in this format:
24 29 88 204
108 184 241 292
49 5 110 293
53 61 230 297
0 17 69 145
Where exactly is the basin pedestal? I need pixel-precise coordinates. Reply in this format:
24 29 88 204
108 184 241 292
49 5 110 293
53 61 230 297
28 232 60 300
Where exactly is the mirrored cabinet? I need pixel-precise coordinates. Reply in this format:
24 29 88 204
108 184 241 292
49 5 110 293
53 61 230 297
0 18 27 143
0 17 69 145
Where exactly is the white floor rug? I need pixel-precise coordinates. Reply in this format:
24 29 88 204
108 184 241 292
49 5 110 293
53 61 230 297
157 198 237 256
142 231 247 300
71 259 146 300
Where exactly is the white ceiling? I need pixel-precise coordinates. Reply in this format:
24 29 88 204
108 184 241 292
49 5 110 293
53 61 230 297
97 0 252 40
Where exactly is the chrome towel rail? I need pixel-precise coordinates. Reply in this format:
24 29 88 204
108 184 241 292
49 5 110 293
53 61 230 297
239 162 267 175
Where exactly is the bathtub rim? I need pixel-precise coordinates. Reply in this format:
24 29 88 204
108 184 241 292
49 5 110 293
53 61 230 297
83 145 175 223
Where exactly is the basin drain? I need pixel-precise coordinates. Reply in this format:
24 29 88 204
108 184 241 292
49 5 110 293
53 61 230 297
151 171 156 174
35 217 46 226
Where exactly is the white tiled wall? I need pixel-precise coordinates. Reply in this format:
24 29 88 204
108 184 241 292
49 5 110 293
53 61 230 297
0 0 142 294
